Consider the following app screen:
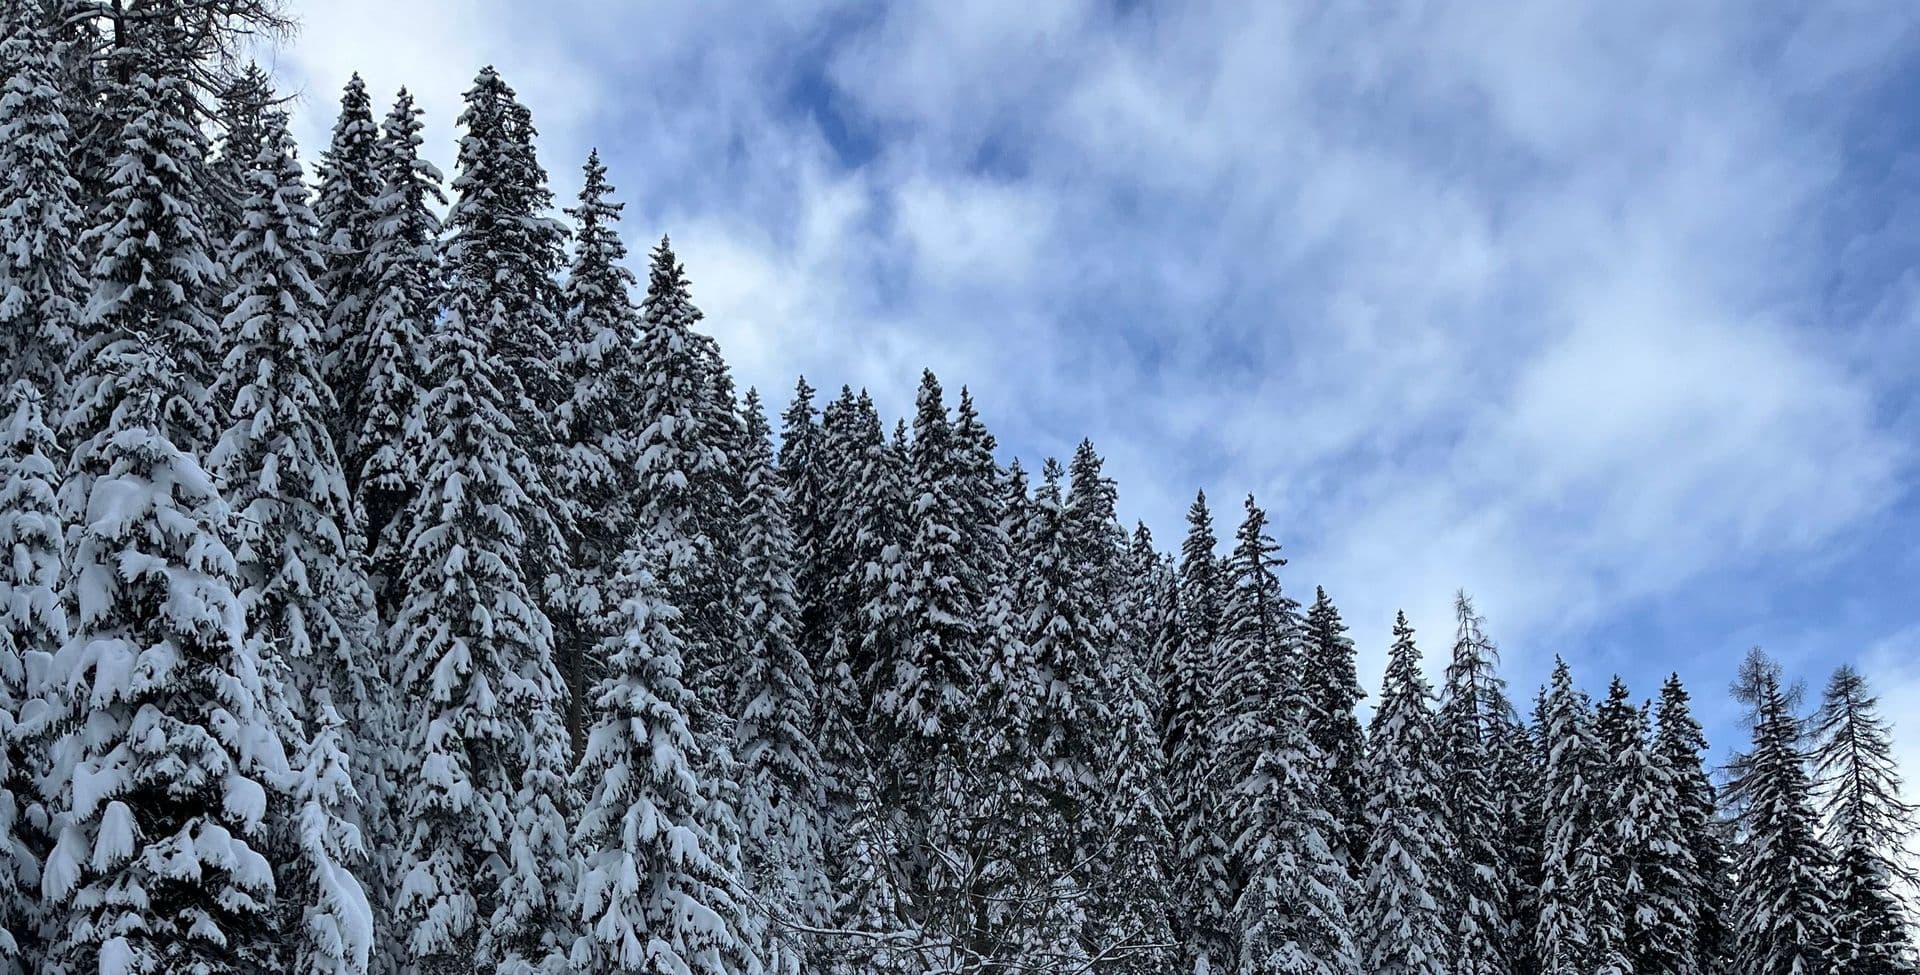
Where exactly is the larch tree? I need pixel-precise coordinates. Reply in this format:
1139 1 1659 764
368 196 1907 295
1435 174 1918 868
207 111 377 975
1358 613 1451 975
1435 593 1511 975
1730 657 1837 975
1813 666 1916 975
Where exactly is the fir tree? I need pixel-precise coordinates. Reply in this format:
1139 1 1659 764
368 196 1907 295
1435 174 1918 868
733 389 831 973
1655 674 1730 974
571 546 755 975
1169 489 1235 972
385 223 574 973
206 63 274 271
1534 659 1629 975
1730 656 1837 975
0 381 65 974
353 88 443 612
554 149 646 752
1595 678 1693 975
1813 666 1917 975
1301 586 1367 876
777 377 830 676
312 74 383 460
206 112 382 975
1214 496 1299 862
0 14 86 393
1358 613 1451 975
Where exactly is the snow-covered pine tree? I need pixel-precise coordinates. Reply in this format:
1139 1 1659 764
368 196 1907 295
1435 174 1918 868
43 69 295 973
1533 659 1628 975
206 111 382 975
777 378 831 674
312 74 383 462
62 56 224 460
206 63 274 273
1231 629 1359 975
385 211 575 973
571 544 755 975
1730 656 1838 975
1653 674 1729 975
1490 694 1544 975
1594 677 1693 975
441 65 573 677
1813 666 1917 975
0 12 86 393
353 88 444 614
1435 594 1511 975
1301 586 1367 877
877 370 982 884
554 149 646 752
733 388 831 973
0 380 66 975
1358 612 1451 975
1169 489 1235 973
1213 495 1300 863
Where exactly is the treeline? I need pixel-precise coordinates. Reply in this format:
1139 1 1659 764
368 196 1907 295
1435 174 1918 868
0 3 1914 975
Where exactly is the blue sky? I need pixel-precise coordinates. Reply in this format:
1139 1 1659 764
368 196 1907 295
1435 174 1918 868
268 0 1920 769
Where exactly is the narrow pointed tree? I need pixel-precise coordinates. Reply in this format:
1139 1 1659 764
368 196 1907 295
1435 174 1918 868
1654 674 1729 972
1534 659 1630 975
385 222 575 973
1435 594 1510 975
734 389 831 972
312 74 383 458
1214 496 1300 856
1595 677 1693 975
1359 613 1451 975
206 112 378 975
1730 656 1837 975
0 381 66 974
1169 489 1235 972
570 546 754 975
555 149 646 752
1813 666 1917 975
777 378 830 673
1301 586 1367 876
0 15 86 393
353 88 443 611
206 63 274 271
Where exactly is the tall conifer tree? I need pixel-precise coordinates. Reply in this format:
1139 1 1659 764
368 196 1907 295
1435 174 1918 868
312 74 383 459
1358 613 1451 975
0 14 85 393
1301 586 1367 875
1730 658 1837 975
1813 666 1916 975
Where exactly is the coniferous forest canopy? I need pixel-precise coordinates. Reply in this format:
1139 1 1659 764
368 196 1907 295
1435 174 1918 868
0 2 1914 974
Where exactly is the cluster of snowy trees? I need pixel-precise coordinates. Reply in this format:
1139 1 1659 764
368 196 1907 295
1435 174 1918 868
0 2 1915 974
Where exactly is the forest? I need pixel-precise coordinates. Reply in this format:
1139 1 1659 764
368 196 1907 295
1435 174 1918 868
0 2 1914 975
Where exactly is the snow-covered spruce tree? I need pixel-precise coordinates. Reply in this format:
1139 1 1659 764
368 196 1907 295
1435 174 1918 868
1435 594 1511 975
207 111 382 975
206 63 274 272
777 378 831 673
733 389 832 973
1490 695 1544 975
1231 635 1359 975
63 63 224 460
1594 677 1693 975
1813 666 1917 975
878 369 985 926
1654 674 1729 974
312 73 383 461
1533 659 1627 975
43 72 296 971
1730 658 1838 975
1169 489 1235 972
354 88 444 614
1213 495 1299 851
0 13 86 393
0 381 66 975
571 544 756 975
1301 586 1367 877
385 228 575 974
1358 613 1451 975
554 149 646 751
441 64 573 674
